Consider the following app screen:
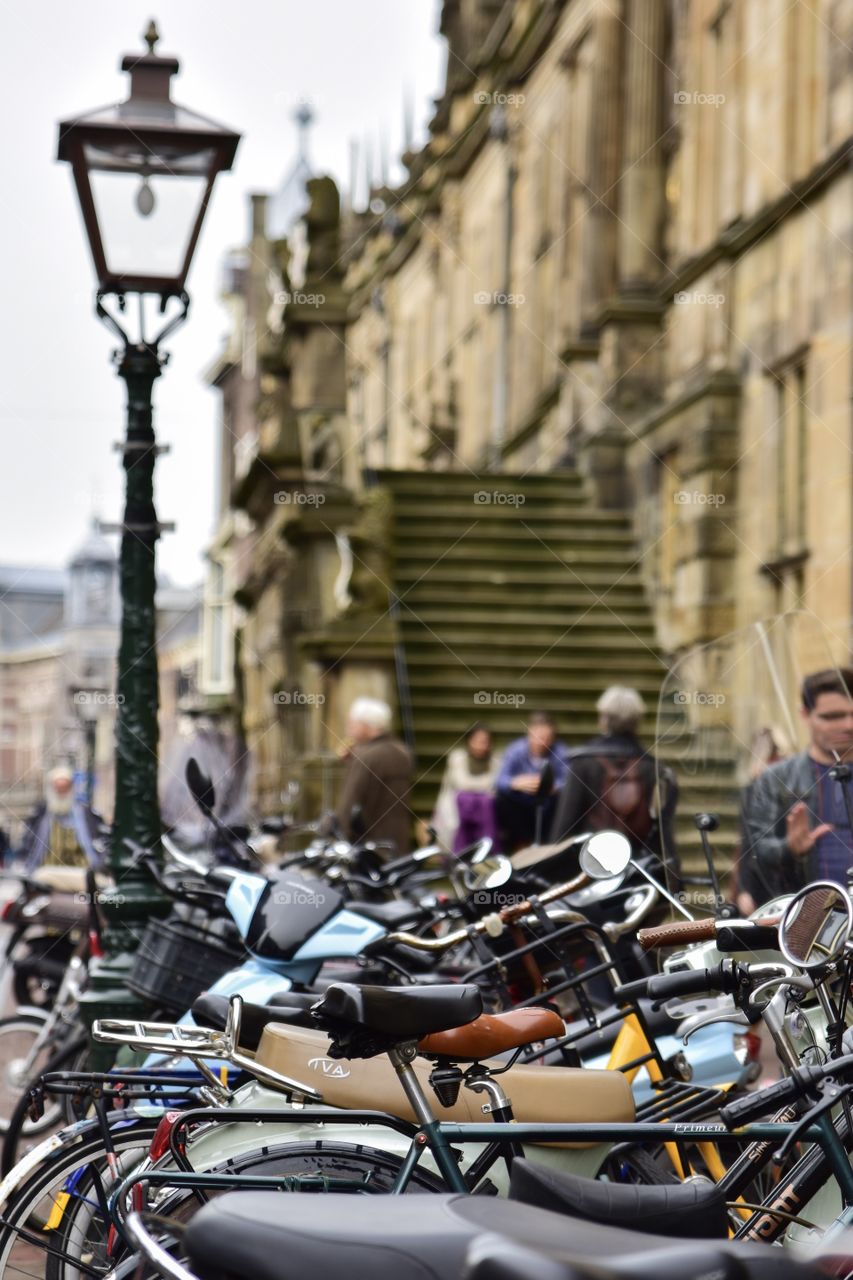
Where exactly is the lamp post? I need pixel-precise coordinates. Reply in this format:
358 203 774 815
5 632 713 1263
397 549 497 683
57 22 240 1028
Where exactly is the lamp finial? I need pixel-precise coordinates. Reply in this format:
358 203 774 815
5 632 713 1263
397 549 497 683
143 20 160 54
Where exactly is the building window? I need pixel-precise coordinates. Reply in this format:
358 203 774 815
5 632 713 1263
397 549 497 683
201 556 233 696
773 361 808 559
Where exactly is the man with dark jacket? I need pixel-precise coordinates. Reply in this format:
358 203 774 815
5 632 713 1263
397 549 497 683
334 697 414 857
741 667 853 899
550 686 679 881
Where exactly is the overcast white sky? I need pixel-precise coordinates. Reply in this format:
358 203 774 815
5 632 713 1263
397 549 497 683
0 1 445 585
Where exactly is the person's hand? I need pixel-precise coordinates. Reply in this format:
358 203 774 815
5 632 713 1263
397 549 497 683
511 774 541 795
786 801 833 857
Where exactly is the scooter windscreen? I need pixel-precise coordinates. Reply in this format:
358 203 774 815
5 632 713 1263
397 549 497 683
243 870 344 960
655 610 850 914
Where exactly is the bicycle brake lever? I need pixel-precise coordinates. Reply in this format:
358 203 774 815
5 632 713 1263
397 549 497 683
679 1006 751 1043
773 1080 853 1165
750 974 814 1003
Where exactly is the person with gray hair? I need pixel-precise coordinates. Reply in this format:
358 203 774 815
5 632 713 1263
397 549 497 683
550 684 679 879
333 697 414 856
596 686 647 735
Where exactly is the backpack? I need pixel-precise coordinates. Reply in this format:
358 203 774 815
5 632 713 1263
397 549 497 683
586 755 655 845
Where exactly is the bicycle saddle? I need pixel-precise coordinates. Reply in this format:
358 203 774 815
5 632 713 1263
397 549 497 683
419 1007 564 1059
180 1191 813 1280
508 1158 728 1239
192 991 319 1050
467 1238 758 1280
314 982 483 1050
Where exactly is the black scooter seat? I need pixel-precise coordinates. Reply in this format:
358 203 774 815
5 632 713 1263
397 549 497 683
353 899 428 928
191 992 318 1052
316 981 482 1040
182 1191 810 1280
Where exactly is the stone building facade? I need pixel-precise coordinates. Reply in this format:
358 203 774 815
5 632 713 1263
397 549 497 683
0 528 202 840
209 0 853 821
345 0 852 644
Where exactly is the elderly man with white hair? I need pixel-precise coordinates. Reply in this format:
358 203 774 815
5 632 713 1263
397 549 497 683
550 685 679 881
333 697 414 856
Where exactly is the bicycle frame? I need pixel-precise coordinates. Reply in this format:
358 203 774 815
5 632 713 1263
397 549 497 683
106 1104 853 1243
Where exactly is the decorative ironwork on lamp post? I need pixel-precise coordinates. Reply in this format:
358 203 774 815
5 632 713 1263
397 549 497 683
56 21 240 1029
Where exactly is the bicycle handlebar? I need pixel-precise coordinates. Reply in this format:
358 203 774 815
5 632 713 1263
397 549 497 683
638 914 781 951
720 1061 834 1128
367 868 591 955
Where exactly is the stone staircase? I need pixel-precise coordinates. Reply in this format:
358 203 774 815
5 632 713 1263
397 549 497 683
379 470 739 875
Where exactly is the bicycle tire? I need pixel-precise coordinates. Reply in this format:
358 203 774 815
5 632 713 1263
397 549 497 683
1 1033 93 1177
48 1139 446 1280
0 1116 159 1280
0 1012 56 1135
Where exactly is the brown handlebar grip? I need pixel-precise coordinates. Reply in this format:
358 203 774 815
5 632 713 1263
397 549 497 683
637 918 718 950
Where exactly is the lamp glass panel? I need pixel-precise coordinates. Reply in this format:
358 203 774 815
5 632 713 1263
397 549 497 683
83 142 213 278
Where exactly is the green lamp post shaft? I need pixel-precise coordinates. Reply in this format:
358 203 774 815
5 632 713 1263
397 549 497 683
112 342 163 864
78 342 171 1059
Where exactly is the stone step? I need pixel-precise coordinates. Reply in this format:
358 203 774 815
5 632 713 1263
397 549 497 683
404 652 659 672
395 525 637 547
405 671 664 693
393 506 631 526
399 631 659 654
401 632 660 654
406 588 650 611
396 546 642 569
396 566 645 588
404 606 659 627
379 471 588 497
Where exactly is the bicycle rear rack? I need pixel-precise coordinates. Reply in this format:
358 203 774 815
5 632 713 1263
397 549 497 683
92 997 323 1102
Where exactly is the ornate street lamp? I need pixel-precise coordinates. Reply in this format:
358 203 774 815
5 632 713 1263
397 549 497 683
57 21 240 1025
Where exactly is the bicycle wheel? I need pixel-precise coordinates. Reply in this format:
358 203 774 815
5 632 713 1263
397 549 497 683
0 1012 60 1133
48 1139 445 1280
0 1116 159 1280
1 1032 90 1175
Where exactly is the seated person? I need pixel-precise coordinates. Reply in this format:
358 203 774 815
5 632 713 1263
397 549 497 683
495 713 568 850
432 723 502 852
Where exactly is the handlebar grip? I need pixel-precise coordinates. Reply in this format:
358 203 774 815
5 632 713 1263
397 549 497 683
715 923 779 952
720 1067 822 1128
612 978 652 1003
637 918 717 950
646 963 737 1003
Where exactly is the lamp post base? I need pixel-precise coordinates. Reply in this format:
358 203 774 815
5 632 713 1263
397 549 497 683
77 880 171 1068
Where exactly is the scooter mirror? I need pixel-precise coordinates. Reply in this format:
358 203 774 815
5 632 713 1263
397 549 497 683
185 757 216 818
464 854 513 893
779 881 853 971
578 830 632 880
